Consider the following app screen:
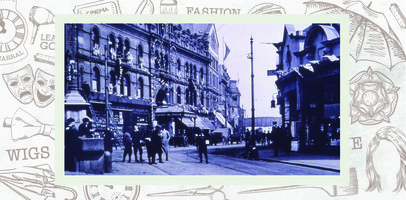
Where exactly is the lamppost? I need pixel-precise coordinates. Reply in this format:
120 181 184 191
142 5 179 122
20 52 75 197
248 37 255 138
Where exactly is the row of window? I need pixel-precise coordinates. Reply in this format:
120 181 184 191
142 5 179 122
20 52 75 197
91 26 220 88
91 66 219 107
91 27 144 64
91 67 144 98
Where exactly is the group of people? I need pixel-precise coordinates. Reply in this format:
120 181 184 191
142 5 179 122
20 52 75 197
65 116 210 172
65 117 98 172
269 123 292 157
120 124 171 165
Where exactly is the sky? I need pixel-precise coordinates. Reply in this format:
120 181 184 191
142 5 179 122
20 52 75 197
215 23 310 118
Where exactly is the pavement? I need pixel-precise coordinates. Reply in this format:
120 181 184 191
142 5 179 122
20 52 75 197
253 147 340 172
65 142 340 175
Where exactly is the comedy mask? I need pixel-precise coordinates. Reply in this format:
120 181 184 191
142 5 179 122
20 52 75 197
2 65 34 104
33 68 55 107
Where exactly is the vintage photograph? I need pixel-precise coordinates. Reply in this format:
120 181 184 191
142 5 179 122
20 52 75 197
64 23 340 176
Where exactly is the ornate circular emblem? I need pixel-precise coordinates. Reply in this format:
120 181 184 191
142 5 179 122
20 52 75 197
350 67 399 125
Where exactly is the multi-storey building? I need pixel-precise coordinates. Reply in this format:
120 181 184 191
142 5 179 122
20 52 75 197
273 24 340 152
64 23 238 141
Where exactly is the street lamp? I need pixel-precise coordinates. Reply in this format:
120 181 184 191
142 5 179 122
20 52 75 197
248 36 255 139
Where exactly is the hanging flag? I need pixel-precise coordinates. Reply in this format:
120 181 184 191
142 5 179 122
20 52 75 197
224 43 230 61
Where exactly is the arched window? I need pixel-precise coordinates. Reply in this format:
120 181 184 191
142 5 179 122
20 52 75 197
137 78 144 98
108 34 116 60
200 67 204 81
137 44 143 65
109 71 116 94
91 27 100 56
154 51 160 69
177 59 181 76
122 74 130 96
201 92 204 106
177 87 181 104
160 52 164 69
92 67 100 92
193 65 197 79
185 89 190 104
117 37 123 58
124 39 130 55
193 90 197 106
185 63 189 77
164 54 169 71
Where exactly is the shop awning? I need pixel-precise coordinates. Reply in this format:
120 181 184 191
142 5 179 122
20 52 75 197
180 116 210 130
156 106 196 118
201 117 216 130
214 112 232 128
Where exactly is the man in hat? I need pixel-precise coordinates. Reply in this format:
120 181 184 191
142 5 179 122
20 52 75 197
151 125 163 163
65 118 79 171
104 125 115 154
144 125 155 164
131 125 144 163
79 117 93 138
122 130 132 163
160 124 171 161
195 129 208 164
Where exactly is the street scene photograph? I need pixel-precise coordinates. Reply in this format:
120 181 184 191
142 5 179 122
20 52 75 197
64 22 340 175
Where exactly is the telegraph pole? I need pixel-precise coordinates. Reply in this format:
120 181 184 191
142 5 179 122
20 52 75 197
249 36 255 137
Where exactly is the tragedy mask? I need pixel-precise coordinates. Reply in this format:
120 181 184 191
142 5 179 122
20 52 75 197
33 68 55 107
2 65 34 104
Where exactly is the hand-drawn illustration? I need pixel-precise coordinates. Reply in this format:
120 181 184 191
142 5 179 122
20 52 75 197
33 68 55 108
349 67 399 125
247 2 286 14
135 0 154 14
366 126 406 192
34 53 55 65
0 0 28 65
0 164 77 200
304 0 406 69
3 108 55 141
147 185 228 200
239 168 358 197
350 136 362 149
3 65 55 107
29 6 55 44
389 4 406 29
2 65 34 104
160 0 177 14
84 185 140 200
73 0 122 14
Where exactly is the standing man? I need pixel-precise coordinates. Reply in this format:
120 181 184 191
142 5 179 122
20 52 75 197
283 123 292 155
131 125 144 163
79 117 93 138
152 125 163 163
122 130 132 163
195 129 208 164
104 125 114 154
144 125 154 164
270 124 281 157
65 118 79 172
161 124 171 161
